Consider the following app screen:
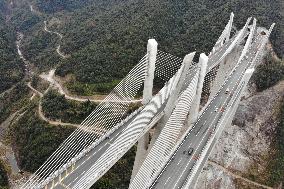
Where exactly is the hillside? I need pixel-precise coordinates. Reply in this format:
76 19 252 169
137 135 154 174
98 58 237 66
0 2 25 94
14 0 283 95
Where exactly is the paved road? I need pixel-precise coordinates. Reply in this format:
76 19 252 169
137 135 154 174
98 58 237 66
47 102 166 189
49 110 142 189
151 30 265 189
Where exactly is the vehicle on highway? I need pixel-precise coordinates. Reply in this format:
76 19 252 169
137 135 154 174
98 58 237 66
187 147 194 156
225 88 230 94
214 107 218 112
220 107 225 112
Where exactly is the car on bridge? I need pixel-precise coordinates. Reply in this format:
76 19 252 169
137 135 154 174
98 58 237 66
184 147 194 156
225 88 230 94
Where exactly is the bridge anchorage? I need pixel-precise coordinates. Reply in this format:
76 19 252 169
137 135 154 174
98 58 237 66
21 13 274 189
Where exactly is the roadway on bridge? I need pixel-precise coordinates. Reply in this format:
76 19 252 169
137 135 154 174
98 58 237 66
52 103 166 189
51 110 143 189
151 31 264 189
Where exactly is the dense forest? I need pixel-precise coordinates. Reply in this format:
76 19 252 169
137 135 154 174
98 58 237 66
10 98 137 188
9 102 75 172
42 90 97 124
252 55 284 91
34 0 94 14
33 0 283 90
8 0 281 95
0 161 9 189
0 5 25 94
8 0 60 72
0 83 30 123
267 99 284 186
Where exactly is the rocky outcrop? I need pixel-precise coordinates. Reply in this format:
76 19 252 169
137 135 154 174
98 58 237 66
196 80 284 189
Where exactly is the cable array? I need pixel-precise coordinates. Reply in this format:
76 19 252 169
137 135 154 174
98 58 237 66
22 49 189 189
181 22 273 187
72 61 199 189
155 50 183 82
22 54 149 189
146 20 274 189
201 17 252 105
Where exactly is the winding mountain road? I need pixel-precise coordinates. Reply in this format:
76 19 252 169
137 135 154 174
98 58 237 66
43 21 68 59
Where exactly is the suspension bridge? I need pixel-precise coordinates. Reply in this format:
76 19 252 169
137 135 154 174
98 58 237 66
21 13 274 189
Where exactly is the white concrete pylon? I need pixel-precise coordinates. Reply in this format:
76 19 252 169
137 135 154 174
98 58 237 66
208 17 253 99
142 39 158 104
129 68 200 189
250 22 275 68
187 53 208 127
132 39 157 181
225 12 234 43
131 131 150 181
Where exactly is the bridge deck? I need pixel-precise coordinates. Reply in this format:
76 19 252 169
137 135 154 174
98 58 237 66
151 29 265 189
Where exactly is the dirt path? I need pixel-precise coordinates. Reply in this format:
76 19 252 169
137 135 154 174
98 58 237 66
26 80 81 127
39 9 142 104
43 21 69 59
38 97 107 136
31 4 68 59
39 69 142 103
208 160 273 189
38 100 80 127
27 82 43 97
28 3 141 128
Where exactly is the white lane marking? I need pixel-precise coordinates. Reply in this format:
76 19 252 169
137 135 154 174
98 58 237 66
98 146 103 151
165 177 171 185
172 94 226 188
177 158 182 166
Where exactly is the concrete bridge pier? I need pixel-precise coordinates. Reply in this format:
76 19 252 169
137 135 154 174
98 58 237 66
131 39 157 181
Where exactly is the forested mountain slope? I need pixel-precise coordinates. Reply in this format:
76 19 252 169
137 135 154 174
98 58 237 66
24 0 283 89
0 4 24 94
